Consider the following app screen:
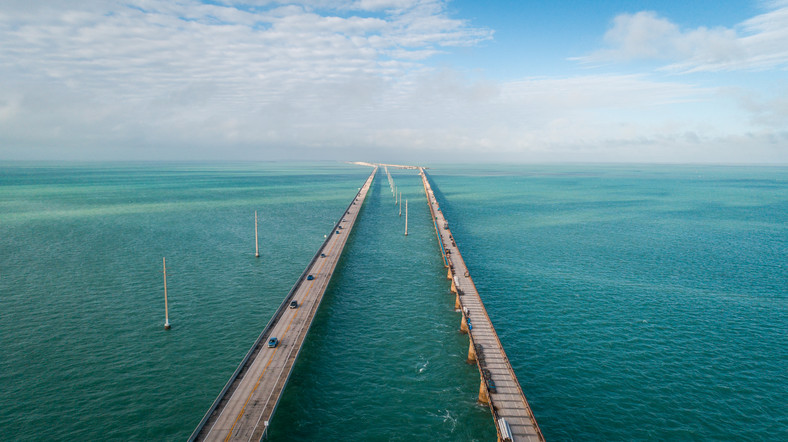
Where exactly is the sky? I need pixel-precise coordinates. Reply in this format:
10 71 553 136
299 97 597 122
0 0 786 163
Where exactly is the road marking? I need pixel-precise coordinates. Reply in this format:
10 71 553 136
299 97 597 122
221 193 362 440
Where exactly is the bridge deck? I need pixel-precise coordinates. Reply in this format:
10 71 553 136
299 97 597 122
190 167 376 442
419 168 545 442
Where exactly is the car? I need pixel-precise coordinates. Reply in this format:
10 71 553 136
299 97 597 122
289 300 298 309
320 253 326 258
307 274 314 280
268 337 279 348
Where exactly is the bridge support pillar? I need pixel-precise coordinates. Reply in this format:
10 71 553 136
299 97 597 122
450 278 457 294
447 268 453 280
478 377 490 404
467 340 476 363
460 312 469 334
455 293 461 310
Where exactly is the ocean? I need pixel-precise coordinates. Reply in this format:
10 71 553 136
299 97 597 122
1 162 785 440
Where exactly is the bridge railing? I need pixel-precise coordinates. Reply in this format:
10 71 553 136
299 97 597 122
188 167 377 441
257 167 378 439
421 169 545 442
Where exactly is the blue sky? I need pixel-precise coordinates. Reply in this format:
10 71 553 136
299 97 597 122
0 0 786 163
441 0 758 76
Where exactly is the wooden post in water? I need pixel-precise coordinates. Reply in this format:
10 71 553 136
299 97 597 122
254 211 260 258
398 192 402 216
405 199 408 236
163 257 171 330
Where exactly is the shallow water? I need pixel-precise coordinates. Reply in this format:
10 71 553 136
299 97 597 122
1 162 785 440
427 164 787 440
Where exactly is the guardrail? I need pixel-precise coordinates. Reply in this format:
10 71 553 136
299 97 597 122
188 167 377 441
258 168 377 439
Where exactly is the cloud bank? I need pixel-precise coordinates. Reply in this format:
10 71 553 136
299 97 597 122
577 2 788 72
0 0 785 163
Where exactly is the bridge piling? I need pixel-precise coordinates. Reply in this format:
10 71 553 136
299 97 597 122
478 377 490 404
254 211 260 258
420 167 544 442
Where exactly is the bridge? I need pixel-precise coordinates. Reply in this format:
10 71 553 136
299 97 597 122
190 164 544 441
420 167 544 442
188 167 376 441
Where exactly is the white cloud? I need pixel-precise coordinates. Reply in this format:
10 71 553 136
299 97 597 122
729 86 788 128
0 1 785 163
0 0 494 157
577 3 788 72
0 0 489 90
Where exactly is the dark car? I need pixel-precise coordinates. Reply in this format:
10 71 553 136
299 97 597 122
289 300 298 309
268 337 279 348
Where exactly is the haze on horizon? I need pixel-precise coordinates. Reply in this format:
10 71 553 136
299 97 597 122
0 0 786 164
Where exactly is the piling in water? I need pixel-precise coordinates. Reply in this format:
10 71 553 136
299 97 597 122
163 257 171 330
254 211 260 258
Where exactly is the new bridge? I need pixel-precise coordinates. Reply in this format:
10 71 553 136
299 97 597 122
189 164 543 441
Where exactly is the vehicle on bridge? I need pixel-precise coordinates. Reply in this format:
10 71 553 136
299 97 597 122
289 300 298 309
307 274 314 280
268 337 279 348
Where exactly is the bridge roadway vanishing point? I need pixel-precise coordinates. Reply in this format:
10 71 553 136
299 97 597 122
190 164 544 441
189 167 377 442
419 167 545 442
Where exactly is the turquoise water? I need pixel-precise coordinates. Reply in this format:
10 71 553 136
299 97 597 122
427 164 787 440
268 169 493 440
1 163 785 440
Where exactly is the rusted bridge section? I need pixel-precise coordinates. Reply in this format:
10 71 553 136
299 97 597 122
189 164 544 441
420 168 545 442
